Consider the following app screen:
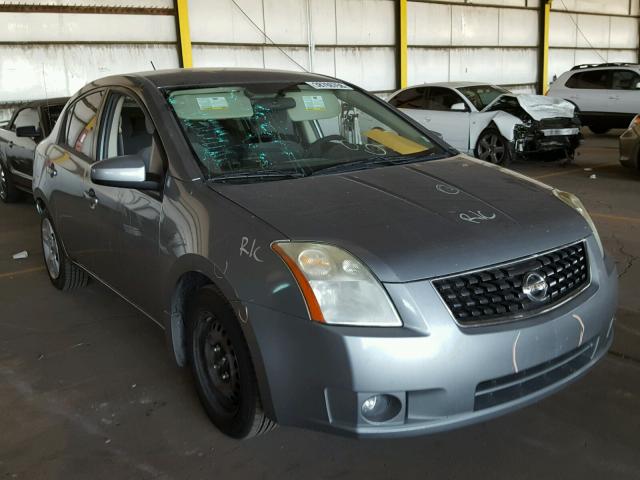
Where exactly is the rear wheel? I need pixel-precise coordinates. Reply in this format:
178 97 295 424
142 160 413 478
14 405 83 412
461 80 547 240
41 213 89 290
588 125 610 135
0 161 20 203
475 127 512 165
187 286 276 439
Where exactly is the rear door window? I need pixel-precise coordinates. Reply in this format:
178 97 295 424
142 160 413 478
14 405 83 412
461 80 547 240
389 88 428 109
63 90 105 160
565 70 609 89
42 104 65 134
610 69 640 90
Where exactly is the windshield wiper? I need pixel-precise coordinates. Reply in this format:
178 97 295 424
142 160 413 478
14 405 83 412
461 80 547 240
208 170 306 183
311 151 447 176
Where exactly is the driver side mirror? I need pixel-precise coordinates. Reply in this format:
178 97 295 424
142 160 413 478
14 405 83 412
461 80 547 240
450 103 467 112
16 125 41 138
90 154 160 190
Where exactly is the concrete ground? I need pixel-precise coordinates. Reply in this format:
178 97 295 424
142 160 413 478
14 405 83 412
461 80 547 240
1 130 638 480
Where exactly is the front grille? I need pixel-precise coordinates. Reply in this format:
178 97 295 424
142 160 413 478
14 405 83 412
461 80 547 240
433 241 589 326
474 339 597 411
539 116 580 129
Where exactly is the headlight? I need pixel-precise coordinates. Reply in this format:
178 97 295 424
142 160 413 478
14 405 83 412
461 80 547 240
553 189 604 258
272 242 402 327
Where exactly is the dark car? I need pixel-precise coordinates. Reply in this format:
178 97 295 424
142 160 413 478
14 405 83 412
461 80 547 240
0 97 67 202
33 69 617 439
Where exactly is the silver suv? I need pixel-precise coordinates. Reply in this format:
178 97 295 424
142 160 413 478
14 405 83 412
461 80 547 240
548 63 640 134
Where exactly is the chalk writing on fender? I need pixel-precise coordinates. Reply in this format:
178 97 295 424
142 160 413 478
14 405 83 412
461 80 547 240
240 237 264 262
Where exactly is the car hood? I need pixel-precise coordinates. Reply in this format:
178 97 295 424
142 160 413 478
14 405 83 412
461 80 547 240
486 94 575 121
212 156 591 283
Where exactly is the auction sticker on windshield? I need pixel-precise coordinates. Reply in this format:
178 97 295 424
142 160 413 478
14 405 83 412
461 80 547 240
303 95 327 111
197 96 229 110
306 81 352 90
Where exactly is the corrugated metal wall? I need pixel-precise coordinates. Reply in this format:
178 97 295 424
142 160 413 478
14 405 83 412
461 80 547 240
407 1 541 93
189 0 397 93
0 0 179 121
549 0 640 81
1 0 639 121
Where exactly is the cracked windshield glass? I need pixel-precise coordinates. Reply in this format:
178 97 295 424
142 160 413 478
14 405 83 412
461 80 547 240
168 81 445 182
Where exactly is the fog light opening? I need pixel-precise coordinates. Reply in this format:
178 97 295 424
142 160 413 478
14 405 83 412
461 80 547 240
361 394 401 423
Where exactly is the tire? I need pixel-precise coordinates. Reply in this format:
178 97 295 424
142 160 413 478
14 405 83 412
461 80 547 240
0 161 20 203
474 127 512 165
588 125 610 135
41 212 89 291
187 286 276 439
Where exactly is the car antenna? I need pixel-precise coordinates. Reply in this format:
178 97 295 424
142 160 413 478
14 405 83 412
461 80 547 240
150 61 157 71
41 63 51 134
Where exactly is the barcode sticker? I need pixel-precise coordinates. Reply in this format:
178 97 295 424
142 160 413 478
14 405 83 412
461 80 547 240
306 81 352 90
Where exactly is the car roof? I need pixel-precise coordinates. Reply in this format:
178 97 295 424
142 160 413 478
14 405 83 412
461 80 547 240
569 63 640 71
20 97 69 108
97 68 341 90
402 81 493 90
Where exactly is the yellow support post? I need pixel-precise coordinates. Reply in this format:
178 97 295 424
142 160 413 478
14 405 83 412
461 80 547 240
539 0 552 94
398 0 408 89
175 0 192 68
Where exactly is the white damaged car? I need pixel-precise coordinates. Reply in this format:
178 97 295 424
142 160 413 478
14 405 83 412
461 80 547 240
388 82 581 165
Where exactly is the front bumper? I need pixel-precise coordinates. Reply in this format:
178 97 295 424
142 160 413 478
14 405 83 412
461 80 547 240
514 119 582 157
246 237 617 437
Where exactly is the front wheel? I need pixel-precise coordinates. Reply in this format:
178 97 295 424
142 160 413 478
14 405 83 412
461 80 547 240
41 213 89 290
0 161 20 203
474 127 512 165
187 286 276 439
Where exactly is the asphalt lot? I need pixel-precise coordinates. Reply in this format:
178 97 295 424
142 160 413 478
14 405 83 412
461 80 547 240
1 130 638 479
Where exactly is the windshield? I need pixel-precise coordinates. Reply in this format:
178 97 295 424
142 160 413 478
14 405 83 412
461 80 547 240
167 82 445 182
457 85 510 111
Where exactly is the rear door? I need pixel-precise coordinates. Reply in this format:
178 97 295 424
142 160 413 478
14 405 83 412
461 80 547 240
563 70 610 112
47 89 111 271
422 87 471 151
609 69 640 115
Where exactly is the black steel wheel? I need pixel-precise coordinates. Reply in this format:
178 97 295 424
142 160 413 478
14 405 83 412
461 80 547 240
187 286 276 439
475 127 512 165
0 161 20 203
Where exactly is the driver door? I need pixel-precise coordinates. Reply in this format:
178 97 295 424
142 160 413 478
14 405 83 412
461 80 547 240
421 87 471 152
6 107 41 185
92 89 166 311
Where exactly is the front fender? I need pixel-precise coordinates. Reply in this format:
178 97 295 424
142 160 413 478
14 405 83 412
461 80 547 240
471 111 521 146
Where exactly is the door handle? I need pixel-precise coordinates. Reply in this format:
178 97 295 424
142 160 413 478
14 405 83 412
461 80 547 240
46 163 57 177
84 188 98 210
608 96 619 100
